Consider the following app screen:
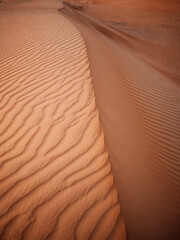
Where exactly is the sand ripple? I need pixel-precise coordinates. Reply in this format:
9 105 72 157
0 3 126 240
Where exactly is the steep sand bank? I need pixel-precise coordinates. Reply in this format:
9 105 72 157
0 0 126 239
64 0 180 11
64 0 180 81
62 2 180 240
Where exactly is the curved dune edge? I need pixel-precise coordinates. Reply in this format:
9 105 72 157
0 1 126 239
61 3 180 240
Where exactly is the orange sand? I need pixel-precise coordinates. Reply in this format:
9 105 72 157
0 0 126 239
62 1 180 240
1 0 180 239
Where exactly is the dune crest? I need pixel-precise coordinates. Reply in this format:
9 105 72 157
0 1 126 239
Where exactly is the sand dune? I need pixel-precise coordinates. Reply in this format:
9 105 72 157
1 0 180 239
62 2 180 240
64 0 180 11
64 0 180 81
0 1 126 239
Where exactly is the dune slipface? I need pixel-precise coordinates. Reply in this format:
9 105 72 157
61 2 180 240
0 1 126 239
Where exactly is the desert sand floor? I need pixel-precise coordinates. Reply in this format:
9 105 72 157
0 1 126 239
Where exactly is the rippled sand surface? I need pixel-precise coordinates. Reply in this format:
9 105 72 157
0 1 126 239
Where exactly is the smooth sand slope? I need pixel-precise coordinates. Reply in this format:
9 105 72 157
62 2 180 240
0 1 126 239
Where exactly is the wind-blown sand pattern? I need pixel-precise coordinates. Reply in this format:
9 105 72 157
61 2 180 240
0 1 126 239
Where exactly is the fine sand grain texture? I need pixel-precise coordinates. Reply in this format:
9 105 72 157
62 2 180 240
0 1 126 239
